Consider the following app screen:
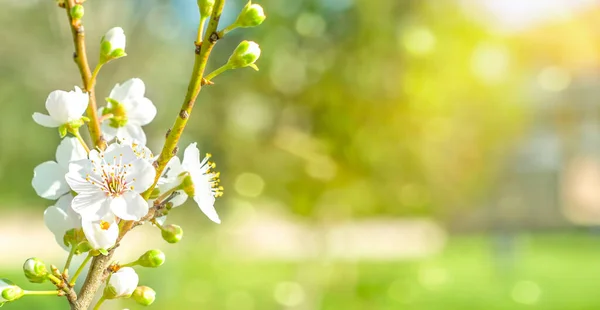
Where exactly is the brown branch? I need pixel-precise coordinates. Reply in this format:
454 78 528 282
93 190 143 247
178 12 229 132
64 0 106 150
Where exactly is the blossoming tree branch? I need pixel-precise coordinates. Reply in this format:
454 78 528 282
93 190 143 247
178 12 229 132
0 0 264 309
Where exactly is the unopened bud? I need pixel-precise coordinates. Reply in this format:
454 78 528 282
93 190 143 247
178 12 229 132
104 267 138 299
161 224 183 244
100 27 127 63
227 40 261 71
70 4 84 19
23 258 47 284
198 0 215 19
0 279 23 303
132 286 156 306
234 1 266 28
138 250 165 268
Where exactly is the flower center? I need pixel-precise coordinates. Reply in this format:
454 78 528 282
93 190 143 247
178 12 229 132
204 153 224 198
86 153 134 197
104 98 128 128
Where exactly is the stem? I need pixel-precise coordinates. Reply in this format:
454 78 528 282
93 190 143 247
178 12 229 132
204 64 232 81
63 245 77 274
92 297 106 310
98 113 113 123
119 260 139 268
145 0 226 199
218 24 237 37
64 0 105 150
69 253 92 286
47 274 62 286
71 129 91 153
90 64 103 89
23 290 60 296
196 17 207 45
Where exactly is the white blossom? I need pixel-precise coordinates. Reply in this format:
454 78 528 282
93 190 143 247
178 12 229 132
100 78 156 144
82 216 118 251
161 143 222 223
32 87 88 128
43 194 80 250
32 137 87 200
105 267 138 298
65 143 155 221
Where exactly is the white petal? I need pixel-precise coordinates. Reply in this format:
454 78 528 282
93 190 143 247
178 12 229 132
55 137 87 168
32 161 69 200
110 192 148 221
127 97 156 126
45 90 71 123
56 194 81 229
65 161 98 195
101 122 119 141
122 124 147 144
160 156 183 184
71 193 111 221
66 88 89 120
44 205 70 237
127 158 156 193
193 192 220 224
182 143 201 172
82 219 118 250
103 143 138 165
32 112 61 128
109 78 144 103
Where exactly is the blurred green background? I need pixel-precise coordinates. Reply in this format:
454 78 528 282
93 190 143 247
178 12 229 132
3 0 600 309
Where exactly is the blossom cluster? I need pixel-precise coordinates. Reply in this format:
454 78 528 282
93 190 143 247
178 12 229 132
2 0 265 307
33 76 222 253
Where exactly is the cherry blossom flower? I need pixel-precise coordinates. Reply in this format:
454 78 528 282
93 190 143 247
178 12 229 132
82 216 118 252
100 78 156 144
32 87 88 128
105 267 138 298
65 143 155 221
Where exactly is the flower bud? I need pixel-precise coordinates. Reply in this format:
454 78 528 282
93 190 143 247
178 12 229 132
23 258 48 284
198 0 215 19
104 267 138 299
161 224 183 244
234 1 266 28
0 279 23 303
138 250 165 268
100 27 127 62
132 286 156 306
227 40 261 71
70 4 84 19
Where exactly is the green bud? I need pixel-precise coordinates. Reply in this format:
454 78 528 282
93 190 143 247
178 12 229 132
227 40 261 71
70 4 84 19
138 249 166 268
149 187 161 200
161 224 183 244
132 286 156 306
234 1 266 28
0 280 23 303
58 125 68 138
198 0 215 19
23 258 48 284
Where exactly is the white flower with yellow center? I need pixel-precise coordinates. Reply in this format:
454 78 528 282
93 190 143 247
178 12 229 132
65 143 155 221
160 143 222 224
82 216 118 251
100 78 156 144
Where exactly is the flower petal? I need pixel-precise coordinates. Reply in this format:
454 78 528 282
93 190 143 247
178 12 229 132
193 192 220 224
159 156 183 184
182 143 201 172
32 113 61 128
32 161 69 199
45 90 71 123
71 193 111 221
55 137 88 168
82 218 118 250
101 122 119 142
56 194 81 229
127 158 155 193
127 97 156 126
122 124 147 144
65 160 98 195
109 78 144 103
110 192 148 221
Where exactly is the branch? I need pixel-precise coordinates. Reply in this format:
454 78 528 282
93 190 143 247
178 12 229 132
64 0 106 150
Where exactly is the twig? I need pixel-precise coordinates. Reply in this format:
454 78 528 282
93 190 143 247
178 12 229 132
64 0 106 150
